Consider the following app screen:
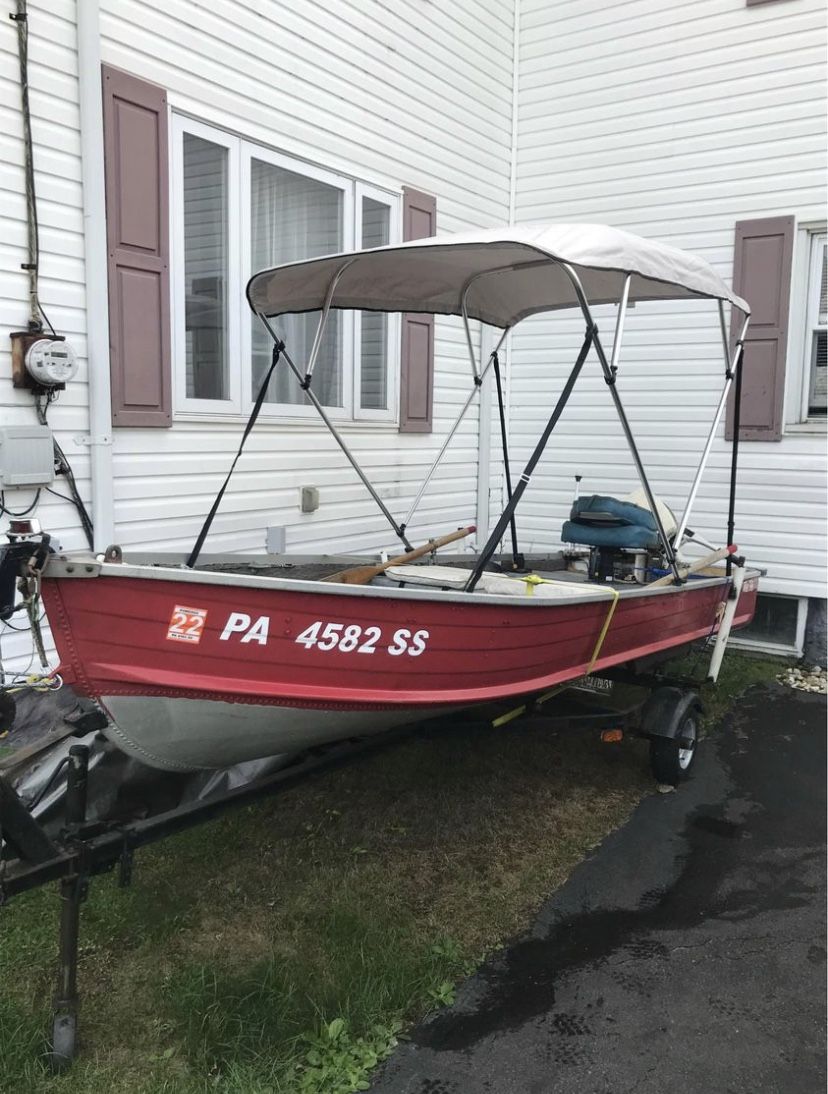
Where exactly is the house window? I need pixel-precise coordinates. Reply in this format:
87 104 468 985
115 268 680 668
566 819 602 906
183 133 229 402
805 233 826 418
171 115 400 420
359 194 390 410
731 594 807 656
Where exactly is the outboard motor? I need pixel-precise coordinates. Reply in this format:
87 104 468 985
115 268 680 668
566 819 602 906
561 490 677 584
0 520 52 620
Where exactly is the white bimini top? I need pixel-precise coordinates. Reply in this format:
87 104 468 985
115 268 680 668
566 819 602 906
246 223 749 328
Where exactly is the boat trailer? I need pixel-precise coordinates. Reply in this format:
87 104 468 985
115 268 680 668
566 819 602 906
0 662 714 1070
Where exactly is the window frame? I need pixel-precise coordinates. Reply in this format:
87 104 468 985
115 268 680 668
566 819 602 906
353 182 402 423
802 231 826 420
171 114 243 417
240 140 355 423
729 593 807 658
785 221 827 432
170 113 402 424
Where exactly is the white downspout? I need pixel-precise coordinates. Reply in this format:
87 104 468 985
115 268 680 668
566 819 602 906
475 325 494 546
502 0 520 519
503 0 516 457
76 0 115 549
476 2 520 545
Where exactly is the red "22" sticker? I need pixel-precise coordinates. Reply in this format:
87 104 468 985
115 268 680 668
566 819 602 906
166 605 208 644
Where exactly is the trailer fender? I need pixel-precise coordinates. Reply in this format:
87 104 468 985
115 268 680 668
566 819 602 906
638 686 703 748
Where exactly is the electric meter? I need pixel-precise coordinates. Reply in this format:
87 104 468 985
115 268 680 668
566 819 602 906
24 338 78 386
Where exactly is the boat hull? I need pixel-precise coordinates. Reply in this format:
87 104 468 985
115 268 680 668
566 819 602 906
41 563 758 770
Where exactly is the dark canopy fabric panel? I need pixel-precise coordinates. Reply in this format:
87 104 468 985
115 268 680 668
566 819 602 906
726 216 794 442
102 65 171 427
399 188 436 433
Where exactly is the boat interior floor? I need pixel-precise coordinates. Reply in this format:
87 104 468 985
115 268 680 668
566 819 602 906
192 553 647 595
195 552 568 583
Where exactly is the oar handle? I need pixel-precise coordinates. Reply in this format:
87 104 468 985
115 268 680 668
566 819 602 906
323 525 476 585
647 544 737 588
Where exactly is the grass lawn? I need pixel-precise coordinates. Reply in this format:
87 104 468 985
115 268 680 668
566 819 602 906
0 653 781 1093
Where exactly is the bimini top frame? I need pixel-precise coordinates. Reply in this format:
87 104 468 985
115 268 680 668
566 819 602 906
202 224 752 586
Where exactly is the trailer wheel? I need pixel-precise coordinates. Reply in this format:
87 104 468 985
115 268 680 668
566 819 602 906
649 708 698 786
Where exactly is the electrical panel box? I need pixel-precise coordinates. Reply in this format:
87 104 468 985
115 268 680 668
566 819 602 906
0 425 54 488
266 526 286 554
300 486 319 513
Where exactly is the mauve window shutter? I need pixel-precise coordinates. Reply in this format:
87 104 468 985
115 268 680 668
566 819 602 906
399 187 436 433
726 216 794 442
102 65 172 427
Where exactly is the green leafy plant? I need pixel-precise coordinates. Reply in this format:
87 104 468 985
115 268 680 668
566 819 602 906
295 1016 401 1094
426 980 456 1007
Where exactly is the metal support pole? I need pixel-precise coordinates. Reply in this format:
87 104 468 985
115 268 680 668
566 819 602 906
726 321 749 575
401 328 508 531
674 310 751 552
492 349 522 570
708 560 746 682
50 745 89 1072
303 260 355 387
673 374 732 553
465 327 595 592
610 275 632 374
257 315 412 550
560 264 682 583
461 296 481 381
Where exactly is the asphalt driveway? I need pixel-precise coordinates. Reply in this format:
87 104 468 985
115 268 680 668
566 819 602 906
371 683 826 1094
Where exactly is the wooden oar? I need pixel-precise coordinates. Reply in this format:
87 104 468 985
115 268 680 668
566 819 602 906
322 526 476 585
647 544 737 588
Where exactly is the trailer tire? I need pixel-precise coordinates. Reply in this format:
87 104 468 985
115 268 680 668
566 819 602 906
649 707 698 786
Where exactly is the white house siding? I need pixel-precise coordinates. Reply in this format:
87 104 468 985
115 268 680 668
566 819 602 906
0 0 514 673
509 0 827 600
0 0 94 666
98 0 515 557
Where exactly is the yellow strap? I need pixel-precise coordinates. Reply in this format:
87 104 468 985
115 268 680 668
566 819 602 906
520 573 544 596
492 583 620 727
586 586 620 674
491 703 528 728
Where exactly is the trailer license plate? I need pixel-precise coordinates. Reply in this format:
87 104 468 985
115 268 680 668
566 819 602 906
571 676 613 694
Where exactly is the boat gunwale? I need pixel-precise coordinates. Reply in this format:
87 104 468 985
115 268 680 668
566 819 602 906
43 555 761 610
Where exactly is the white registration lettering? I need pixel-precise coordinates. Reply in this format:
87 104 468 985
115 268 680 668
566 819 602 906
240 615 270 645
317 622 344 651
220 612 251 641
295 621 322 648
292 621 430 656
387 628 411 656
357 626 381 654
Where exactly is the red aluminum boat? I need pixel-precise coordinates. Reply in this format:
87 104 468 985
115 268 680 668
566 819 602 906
39 553 758 771
36 225 757 771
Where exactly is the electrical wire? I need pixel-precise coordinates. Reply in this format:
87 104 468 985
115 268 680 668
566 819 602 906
35 394 95 549
13 9 93 551
13 0 56 336
2 609 47 632
0 490 41 518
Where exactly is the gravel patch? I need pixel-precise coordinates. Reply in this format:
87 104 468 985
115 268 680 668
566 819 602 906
777 664 827 694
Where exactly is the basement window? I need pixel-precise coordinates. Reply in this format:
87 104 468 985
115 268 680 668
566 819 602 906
731 593 806 655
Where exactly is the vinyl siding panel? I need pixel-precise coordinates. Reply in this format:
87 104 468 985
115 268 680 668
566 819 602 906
511 0 827 599
1 1 514 672
0 0 93 668
97 0 513 556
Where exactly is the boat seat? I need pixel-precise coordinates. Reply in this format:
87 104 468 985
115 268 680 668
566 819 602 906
382 565 603 598
561 491 677 550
